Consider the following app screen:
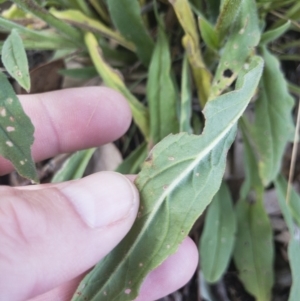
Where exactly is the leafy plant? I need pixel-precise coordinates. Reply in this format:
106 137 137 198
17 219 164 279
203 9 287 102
0 0 299 300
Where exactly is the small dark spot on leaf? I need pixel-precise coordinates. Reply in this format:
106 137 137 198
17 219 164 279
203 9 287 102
223 69 233 78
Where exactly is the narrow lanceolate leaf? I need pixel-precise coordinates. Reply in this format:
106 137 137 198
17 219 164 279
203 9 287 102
215 0 242 42
234 193 274 301
275 176 300 301
200 182 236 283
51 148 96 183
84 32 149 139
260 21 291 45
180 54 193 133
115 142 147 175
106 0 154 66
2 29 30 92
198 17 219 52
234 126 274 301
147 26 179 146
251 47 294 186
210 0 260 99
170 0 212 107
72 56 263 301
0 72 37 182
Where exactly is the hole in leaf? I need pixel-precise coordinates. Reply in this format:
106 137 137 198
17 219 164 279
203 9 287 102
223 69 233 78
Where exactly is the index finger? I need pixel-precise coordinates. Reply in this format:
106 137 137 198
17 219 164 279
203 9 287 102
0 87 132 175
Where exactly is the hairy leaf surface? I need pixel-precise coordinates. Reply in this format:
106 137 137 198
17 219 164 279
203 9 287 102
275 176 300 301
147 26 179 146
252 47 294 186
215 0 242 42
200 182 236 283
0 72 37 182
106 0 154 66
2 29 30 92
72 56 263 301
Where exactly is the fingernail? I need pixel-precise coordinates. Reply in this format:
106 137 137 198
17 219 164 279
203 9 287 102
61 172 138 228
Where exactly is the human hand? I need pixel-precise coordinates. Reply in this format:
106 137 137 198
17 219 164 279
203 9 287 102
0 87 198 301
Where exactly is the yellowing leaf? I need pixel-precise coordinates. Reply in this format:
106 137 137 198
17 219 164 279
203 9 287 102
50 9 135 51
72 56 263 301
84 32 149 138
170 0 212 107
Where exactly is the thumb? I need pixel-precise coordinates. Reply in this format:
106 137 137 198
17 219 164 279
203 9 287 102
0 172 139 301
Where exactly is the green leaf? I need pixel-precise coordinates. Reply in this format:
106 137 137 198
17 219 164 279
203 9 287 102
233 125 274 301
260 21 291 45
106 0 154 66
0 72 38 182
210 0 260 99
72 56 263 301
51 148 96 183
200 182 236 283
215 0 242 42
147 25 179 146
2 29 30 92
180 54 193 133
198 16 219 51
274 176 300 301
233 192 274 301
251 47 294 186
58 66 98 80
115 142 147 175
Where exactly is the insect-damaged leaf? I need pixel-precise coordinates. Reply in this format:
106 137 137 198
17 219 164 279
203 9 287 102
200 182 236 283
251 47 294 186
72 56 263 301
106 0 154 66
2 29 30 92
147 25 179 146
275 176 300 301
0 72 37 182
210 0 260 99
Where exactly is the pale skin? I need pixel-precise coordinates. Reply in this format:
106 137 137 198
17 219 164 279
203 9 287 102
0 87 198 301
